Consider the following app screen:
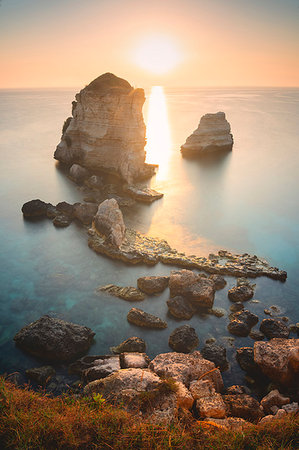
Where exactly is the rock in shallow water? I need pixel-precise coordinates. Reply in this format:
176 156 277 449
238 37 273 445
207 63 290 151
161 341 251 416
137 276 169 295
127 308 167 329
201 343 228 371
228 285 254 302
168 325 199 353
22 199 50 217
94 198 125 248
260 318 290 339
110 337 146 354
166 296 195 320
98 284 145 301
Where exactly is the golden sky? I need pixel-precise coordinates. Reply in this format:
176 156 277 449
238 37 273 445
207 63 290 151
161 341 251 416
1 0 299 88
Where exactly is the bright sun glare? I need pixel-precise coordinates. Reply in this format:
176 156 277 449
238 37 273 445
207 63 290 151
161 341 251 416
133 35 182 74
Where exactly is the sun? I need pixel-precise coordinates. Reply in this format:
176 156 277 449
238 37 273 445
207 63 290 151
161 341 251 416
132 34 182 74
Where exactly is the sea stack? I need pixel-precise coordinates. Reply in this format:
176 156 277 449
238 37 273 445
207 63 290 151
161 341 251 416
54 73 154 183
181 112 233 157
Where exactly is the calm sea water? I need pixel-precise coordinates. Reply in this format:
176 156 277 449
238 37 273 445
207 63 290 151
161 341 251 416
0 87 298 387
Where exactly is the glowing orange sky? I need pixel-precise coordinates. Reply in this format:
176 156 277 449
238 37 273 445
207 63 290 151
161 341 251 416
0 0 299 88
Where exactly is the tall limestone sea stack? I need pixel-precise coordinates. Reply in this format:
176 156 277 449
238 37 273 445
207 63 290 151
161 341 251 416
54 73 155 184
181 111 233 157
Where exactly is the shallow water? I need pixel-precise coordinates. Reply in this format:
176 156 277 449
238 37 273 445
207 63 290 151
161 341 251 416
0 87 298 387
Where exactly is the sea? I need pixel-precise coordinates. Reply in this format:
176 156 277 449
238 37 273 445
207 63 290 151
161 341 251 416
0 86 298 388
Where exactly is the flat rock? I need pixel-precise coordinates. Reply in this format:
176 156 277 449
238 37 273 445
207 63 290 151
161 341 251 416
168 325 199 353
123 185 163 203
167 296 195 320
98 284 145 301
260 318 289 339
111 337 146 354
94 198 125 248
14 315 95 362
127 308 167 329
137 276 169 294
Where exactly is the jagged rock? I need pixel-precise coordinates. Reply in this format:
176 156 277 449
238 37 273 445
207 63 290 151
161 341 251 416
52 214 72 227
228 285 254 302
137 276 169 295
201 343 228 371
181 112 233 157
98 284 145 301
83 356 121 382
120 352 150 369
22 199 50 217
25 366 56 385
223 394 263 421
209 274 227 290
55 73 153 184
228 310 259 337
149 351 224 392
175 381 194 410
69 164 89 183
14 315 95 362
168 325 199 353
111 337 146 354
127 308 167 329
123 185 163 203
260 318 290 339
260 390 290 414
190 379 226 419
166 296 195 320
236 347 263 377
94 198 125 248
73 202 98 225
254 338 299 386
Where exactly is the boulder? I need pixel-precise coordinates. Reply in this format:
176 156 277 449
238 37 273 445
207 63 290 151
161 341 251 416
228 285 254 302
190 379 226 419
55 73 152 184
169 270 198 297
98 284 145 301
209 274 227 290
123 185 163 203
55 201 74 217
236 347 264 378
149 351 223 392
120 352 150 369
260 318 289 339
254 338 299 386
111 337 146 354
22 199 50 217
127 308 167 329
83 356 121 382
201 343 228 371
166 296 195 320
181 112 233 157
14 315 95 362
69 164 89 183
168 325 199 353
52 214 72 228
228 310 259 337
73 202 98 225
186 278 215 309
94 198 125 248
260 390 290 414
137 276 169 295
223 394 263 421
25 366 56 385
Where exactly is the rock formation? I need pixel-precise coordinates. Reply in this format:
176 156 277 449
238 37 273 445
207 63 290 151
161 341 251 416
94 198 125 248
54 72 155 183
181 112 233 157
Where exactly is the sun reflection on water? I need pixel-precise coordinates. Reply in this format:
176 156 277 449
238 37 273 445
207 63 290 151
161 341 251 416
145 86 171 182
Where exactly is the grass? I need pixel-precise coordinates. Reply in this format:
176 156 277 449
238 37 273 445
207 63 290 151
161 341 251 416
0 377 298 449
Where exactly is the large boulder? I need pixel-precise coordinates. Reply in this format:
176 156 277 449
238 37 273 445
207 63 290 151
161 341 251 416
54 73 153 184
14 315 95 362
94 198 125 248
73 202 98 225
181 112 233 157
260 318 290 339
168 325 199 353
127 308 167 329
254 338 299 386
137 276 169 295
169 270 215 309
22 199 50 217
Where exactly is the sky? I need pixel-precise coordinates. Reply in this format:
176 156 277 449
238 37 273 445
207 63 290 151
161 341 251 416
1 0 299 88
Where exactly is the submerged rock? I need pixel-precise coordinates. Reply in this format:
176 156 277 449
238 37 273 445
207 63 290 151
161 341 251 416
98 284 145 301
181 112 233 157
55 73 154 184
127 308 167 329
94 198 125 248
111 337 146 354
14 315 95 362
168 325 199 353
137 276 169 295
166 296 195 320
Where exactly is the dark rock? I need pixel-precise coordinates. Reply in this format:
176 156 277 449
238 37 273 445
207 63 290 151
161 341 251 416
55 201 74 217
73 202 98 225
6 372 26 386
228 310 258 337
46 205 59 219
209 274 227 290
14 315 95 362
85 175 104 190
236 347 263 377
26 365 56 385
228 285 254 302
127 308 167 329
111 337 146 354
260 318 290 339
226 385 251 395
230 302 244 313
201 343 228 371
137 276 169 294
98 284 145 301
52 214 72 227
22 199 49 217
249 329 265 341
223 394 263 421
168 325 199 353
166 296 195 320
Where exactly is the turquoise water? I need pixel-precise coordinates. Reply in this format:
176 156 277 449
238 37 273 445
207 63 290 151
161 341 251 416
0 87 298 387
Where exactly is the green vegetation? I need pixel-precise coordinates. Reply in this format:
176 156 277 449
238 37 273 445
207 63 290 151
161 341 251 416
0 377 298 449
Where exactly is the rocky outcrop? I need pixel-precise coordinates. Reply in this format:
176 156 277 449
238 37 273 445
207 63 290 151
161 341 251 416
94 198 125 248
260 390 290 415
168 325 199 353
14 315 95 362
111 337 146 354
98 284 145 301
254 338 299 386
25 366 56 385
181 112 233 157
137 276 169 295
127 308 167 329
55 73 155 184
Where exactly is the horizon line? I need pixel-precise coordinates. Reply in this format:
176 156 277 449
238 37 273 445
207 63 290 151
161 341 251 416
1 85 299 90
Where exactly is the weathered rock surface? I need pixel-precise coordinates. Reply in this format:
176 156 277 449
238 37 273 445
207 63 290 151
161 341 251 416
83 356 121 383
254 338 299 385
169 270 198 297
111 337 146 354
260 318 290 339
55 73 154 184
168 325 199 353
137 276 169 295
94 198 125 248
209 274 227 290
228 310 259 337
73 202 98 225
166 296 195 320
127 308 167 329
14 315 95 362
236 347 263 378
98 284 145 301
69 163 89 183
25 366 56 385
52 214 72 228
228 285 254 302
149 351 224 392
201 343 228 371
260 390 290 414
120 352 150 369
181 112 233 157
169 270 215 309
223 394 263 421
191 379 226 418
21 199 49 217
